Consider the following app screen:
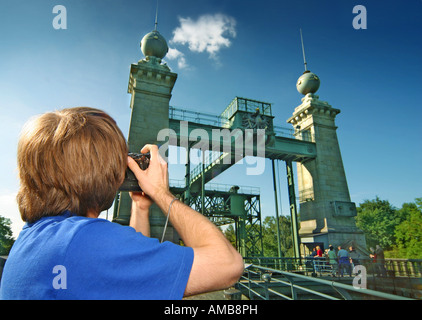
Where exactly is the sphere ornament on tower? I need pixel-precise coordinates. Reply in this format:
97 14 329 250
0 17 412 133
140 29 168 60
297 29 320 95
296 70 320 95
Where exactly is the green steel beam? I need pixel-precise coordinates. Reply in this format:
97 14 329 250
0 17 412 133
168 119 316 162
286 160 301 260
170 185 263 257
272 160 282 258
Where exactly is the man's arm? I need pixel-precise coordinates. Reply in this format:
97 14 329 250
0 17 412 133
128 145 244 297
129 192 152 237
153 190 244 296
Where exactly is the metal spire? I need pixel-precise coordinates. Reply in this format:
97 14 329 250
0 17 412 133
300 28 308 72
154 0 159 30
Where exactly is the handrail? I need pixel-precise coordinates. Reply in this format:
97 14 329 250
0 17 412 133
244 256 422 278
169 179 260 195
239 264 415 300
169 106 312 142
169 106 227 127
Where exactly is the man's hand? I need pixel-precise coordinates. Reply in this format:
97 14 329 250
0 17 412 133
127 145 168 236
130 191 153 211
127 144 170 202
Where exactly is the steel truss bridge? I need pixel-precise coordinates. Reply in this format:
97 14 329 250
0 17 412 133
167 97 316 258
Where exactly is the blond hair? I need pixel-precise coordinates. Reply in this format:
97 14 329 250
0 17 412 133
17 107 128 222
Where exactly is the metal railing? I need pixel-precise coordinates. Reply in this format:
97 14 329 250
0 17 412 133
189 151 227 182
170 106 314 142
272 125 296 140
238 264 414 300
220 97 273 123
273 125 315 142
169 179 260 195
169 106 228 127
244 256 422 279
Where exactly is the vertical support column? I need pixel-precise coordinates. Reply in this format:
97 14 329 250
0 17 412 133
183 146 191 205
257 198 264 257
286 160 301 260
201 151 205 214
237 218 247 257
272 159 282 258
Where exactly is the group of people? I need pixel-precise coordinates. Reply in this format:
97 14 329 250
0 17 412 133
310 245 361 277
309 244 388 278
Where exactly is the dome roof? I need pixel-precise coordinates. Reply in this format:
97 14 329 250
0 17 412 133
140 30 168 59
296 71 320 95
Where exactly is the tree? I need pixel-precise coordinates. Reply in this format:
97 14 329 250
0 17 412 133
394 198 422 259
0 215 15 255
223 215 294 257
224 224 236 248
261 216 294 257
355 196 406 250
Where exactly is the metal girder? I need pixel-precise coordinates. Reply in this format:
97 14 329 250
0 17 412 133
169 184 263 257
189 152 240 191
167 119 316 162
286 160 301 260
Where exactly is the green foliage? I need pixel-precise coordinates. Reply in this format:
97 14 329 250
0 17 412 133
0 215 15 255
262 216 294 257
356 196 404 250
224 224 236 247
394 198 422 259
224 215 295 257
356 197 422 259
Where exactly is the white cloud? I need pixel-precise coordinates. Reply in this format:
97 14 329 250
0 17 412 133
166 47 188 69
170 13 236 60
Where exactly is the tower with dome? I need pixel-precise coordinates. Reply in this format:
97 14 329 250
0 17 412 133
287 56 366 252
112 24 179 241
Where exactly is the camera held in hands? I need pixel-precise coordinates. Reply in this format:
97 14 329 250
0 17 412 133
118 152 150 192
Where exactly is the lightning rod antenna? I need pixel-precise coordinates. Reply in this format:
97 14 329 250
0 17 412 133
300 28 308 72
154 0 159 30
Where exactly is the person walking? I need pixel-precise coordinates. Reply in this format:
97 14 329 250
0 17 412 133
337 246 351 277
327 246 338 277
375 245 387 277
349 246 360 275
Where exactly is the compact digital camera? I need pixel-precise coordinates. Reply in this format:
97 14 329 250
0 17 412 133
118 152 150 192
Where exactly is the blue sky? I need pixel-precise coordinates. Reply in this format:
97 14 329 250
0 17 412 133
1 0 421 237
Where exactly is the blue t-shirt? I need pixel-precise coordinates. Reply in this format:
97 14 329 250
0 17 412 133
0 211 194 300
